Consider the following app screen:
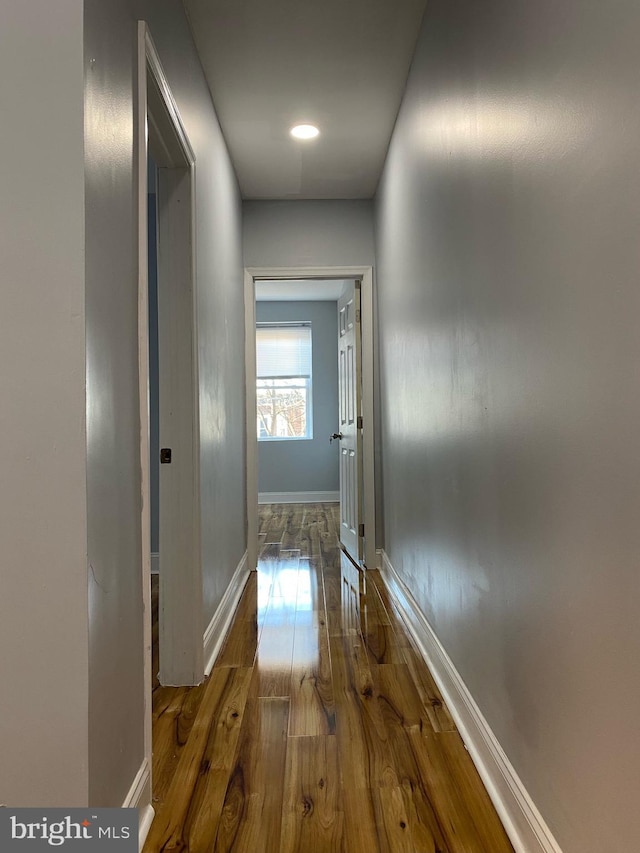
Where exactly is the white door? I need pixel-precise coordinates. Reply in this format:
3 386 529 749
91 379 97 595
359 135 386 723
336 281 363 562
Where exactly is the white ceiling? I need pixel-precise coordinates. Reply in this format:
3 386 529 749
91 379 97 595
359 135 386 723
255 278 351 301
183 0 427 200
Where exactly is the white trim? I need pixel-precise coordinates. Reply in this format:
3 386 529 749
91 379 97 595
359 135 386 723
122 756 151 808
122 757 155 850
258 491 339 504
138 805 155 852
245 271 258 572
150 552 160 574
143 29 195 165
380 550 564 853
203 551 250 676
245 266 377 571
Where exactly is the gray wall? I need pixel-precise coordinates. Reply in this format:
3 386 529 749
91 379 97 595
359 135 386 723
243 200 374 268
375 1 640 851
2 0 243 810
257 301 339 495
0 0 88 807
84 0 245 807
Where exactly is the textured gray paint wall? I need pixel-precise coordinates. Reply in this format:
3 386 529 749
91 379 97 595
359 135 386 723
84 0 244 805
0 0 88 807
84 0 143 805
375 1 640 850
243 200 374 268
257 301 339 494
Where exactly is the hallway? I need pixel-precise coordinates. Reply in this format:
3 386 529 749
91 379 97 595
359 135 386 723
145 504 513 852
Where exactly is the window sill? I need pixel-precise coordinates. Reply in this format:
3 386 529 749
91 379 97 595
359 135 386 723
258 436 314 443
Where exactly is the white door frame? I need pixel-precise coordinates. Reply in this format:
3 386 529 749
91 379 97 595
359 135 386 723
136 21 203 829
139 23 203 688
244 265 377 571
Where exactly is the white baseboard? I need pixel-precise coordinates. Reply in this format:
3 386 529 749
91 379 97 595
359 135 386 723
258 490 339 504
121 757 155 850
380 550 563 853
203 550 250 676
138 805 155 851
150 552 159 574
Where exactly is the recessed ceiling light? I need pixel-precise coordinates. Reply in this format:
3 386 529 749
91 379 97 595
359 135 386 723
290 124 320 140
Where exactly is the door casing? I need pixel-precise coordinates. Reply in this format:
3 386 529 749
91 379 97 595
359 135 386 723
136 21 203 836
244 266 377 570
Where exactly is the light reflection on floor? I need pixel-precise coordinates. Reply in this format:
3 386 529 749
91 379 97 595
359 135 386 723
256 548 317 671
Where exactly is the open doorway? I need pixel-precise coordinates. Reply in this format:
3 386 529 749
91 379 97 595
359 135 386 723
142 23 203 690
255 279 346 504
245 266 377 571
137 18 205 832
136 23 204 835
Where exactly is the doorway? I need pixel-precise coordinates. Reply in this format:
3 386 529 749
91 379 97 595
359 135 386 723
141 23 203 690
255 281 344 505
245 266 377 571
136 22 204 833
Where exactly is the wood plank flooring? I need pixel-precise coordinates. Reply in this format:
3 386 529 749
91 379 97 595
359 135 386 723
145 503 514 853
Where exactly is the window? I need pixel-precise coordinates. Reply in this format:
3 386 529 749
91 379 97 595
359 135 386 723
256 323 312 440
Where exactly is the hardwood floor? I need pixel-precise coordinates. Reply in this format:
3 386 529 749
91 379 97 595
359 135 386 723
145 503 514 853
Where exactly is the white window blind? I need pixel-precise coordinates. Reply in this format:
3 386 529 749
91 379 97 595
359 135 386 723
256 323 312 379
